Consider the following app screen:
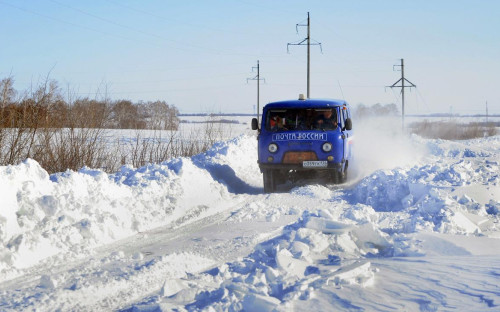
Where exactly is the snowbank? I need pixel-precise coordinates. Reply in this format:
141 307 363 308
127 132 500 311
0 135 259 280
2 125 500 311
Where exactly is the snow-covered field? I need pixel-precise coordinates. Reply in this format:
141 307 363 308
1 116 500 311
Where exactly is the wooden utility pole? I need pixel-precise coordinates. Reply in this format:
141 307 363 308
247 60 265 126
287 12 321 98
307 12 311 98
485 101 489 124
387 58 416 131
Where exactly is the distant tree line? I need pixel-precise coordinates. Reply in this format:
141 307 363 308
179 113 255 117
181 119 240 124
409 120 497 140
0 76 179 130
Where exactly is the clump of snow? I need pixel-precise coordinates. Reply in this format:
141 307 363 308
348 169 412 212
39 274 58 289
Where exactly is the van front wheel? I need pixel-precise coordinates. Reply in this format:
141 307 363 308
263 169 277 193
339 164 348 183
332 166 348 184
340 167 347 183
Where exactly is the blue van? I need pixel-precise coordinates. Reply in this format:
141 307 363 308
252 96 353 193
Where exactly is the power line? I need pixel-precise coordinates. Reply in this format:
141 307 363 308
416 88 431 113
315 19 395 62
104 0 249 36
47 0 210 52
66 83 246 96
337 80 345 100
0 0 156 47
233 0 303 16
98 0 284 58
2 0 264 57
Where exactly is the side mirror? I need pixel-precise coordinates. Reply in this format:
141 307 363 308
251 118 259 130
345 118 352 131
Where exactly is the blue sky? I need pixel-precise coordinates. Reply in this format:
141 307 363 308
1 0 499 114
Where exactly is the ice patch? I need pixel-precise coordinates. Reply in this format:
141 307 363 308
276 249 309 278
304 217 354 234
327 261 374 287
160 279 187 297
242 293 281 312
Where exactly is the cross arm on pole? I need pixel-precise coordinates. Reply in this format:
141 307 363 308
403 78 416 88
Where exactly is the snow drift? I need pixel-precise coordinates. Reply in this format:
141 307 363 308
0 135 259 279
1 121 500 311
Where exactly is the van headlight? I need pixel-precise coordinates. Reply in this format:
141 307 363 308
322 142 332 152
268 143 278 153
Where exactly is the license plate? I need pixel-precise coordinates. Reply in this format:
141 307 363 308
303 161 328 168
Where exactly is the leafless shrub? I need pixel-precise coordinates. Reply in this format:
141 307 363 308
175 115 233 157
409 120 498 140
118 129 177 168
31 127 119 173
115 115 233 167
175 130 211 157
31 89 116 172
0 76 117 172
0 76 56 165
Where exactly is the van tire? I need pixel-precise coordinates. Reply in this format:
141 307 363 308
339 163 348 183
263 169 276 193
332 165 347 184
340 167 347 183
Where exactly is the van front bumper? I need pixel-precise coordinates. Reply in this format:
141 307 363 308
258 162 342 171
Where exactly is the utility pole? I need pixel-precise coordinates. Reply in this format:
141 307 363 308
386 58 416 131
486 101 489 124
247 60 265 126
287 12 322 98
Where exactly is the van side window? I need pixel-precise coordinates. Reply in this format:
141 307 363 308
341 108 348 129
338 108 345 129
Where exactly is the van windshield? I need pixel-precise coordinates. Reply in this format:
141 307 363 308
266 108 338 131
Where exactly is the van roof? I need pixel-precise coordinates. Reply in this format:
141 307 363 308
264 98 348 109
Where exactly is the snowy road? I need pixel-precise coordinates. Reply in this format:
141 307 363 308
0 185 355 311
2 123 500 311
0 198 296 310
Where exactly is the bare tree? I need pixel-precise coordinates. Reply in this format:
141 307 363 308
139 100 180 130
0 76 16 110
71 98 111 128
112 100 142 129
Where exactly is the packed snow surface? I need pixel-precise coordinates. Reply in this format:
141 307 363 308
1 119 500 311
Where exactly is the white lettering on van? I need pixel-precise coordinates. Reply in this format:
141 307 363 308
272 133 327 141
